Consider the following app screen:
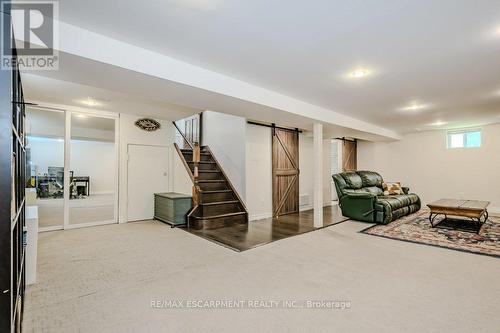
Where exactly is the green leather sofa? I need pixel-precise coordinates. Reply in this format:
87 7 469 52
333 171 421 224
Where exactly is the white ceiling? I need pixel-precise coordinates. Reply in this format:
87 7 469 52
23 52 389 140
22 72 200 121
25 51 408 141
52 0 500 133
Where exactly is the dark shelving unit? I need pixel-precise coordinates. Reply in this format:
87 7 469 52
1 8 27 332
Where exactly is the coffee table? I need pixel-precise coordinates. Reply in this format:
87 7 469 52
427 199 489 234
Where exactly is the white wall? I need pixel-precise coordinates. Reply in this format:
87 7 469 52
119 113 192 223
299 135 332 210
244 124 332 220
358 123 500 213
172 151 193 196
245 125 273 220
28 138 115 194
202 111 246 200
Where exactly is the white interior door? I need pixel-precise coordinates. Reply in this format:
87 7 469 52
127 144 169 222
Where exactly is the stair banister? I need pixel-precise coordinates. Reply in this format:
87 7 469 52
192 143 201 206
172 117 248 229
173 120 194 150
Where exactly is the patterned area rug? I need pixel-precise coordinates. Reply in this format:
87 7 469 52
360 210 500 258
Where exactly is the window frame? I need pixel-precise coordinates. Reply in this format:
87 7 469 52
446 128 482 149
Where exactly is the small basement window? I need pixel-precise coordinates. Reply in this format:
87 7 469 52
446 128 481 149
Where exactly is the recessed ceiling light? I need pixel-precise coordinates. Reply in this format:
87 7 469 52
79 97 109 107
79 98 100 107
430 120 447 126
399 102 430 111
348 68 371 79
177 0 222 10
486 25 500 39
76 114 87 119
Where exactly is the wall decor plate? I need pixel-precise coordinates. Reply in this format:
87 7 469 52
135 118 161 131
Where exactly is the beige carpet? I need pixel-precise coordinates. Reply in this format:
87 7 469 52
24 219 500 333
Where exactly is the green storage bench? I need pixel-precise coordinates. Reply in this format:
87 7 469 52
154 192 192 227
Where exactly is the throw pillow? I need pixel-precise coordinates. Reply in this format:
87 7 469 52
382 182 403 195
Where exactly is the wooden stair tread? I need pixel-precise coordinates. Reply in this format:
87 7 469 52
197 179 226 183
180 148 209 152
192 211 246 220
174 140 248 229
201 200 239 206
200 190 232 194
182 151 211 156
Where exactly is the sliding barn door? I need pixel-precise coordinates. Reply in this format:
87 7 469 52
342 139 357 171
272 128 299 217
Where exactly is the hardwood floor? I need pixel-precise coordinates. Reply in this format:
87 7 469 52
184 204 348 251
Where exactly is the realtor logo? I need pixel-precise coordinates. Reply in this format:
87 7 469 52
1 1 59 70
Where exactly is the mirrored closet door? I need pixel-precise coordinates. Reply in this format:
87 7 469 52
26 108 66 231
25 106 119 232
68 113 118 227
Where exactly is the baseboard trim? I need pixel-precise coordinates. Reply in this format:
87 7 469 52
299 202 332 212
92 191 115 195
250 202 335 221
249 213 273 221
299 205 312 211
488 207 500 216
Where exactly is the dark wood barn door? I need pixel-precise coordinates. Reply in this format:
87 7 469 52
342 139 357 171
272 128 299 217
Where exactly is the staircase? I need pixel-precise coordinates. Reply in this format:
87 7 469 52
175 144 248 230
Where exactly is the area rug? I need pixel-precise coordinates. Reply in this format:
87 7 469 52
360 210 500 258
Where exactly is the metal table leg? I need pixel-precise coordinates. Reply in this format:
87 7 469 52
429 212 440 227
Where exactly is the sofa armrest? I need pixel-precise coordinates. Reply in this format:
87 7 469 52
344 192 376 199
402 186 410 194
339 193 376 222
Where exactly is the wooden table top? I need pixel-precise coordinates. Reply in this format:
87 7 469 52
427 199 489 212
